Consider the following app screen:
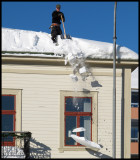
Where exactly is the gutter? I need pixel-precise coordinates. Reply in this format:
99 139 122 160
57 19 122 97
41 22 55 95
2 52 138 71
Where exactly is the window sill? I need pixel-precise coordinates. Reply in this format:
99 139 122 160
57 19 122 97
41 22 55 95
58 146 96 153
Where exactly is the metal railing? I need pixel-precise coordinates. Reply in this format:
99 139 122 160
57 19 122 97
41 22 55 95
1 131 31 159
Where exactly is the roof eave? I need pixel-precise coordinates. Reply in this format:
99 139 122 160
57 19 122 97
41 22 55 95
2 54 138 71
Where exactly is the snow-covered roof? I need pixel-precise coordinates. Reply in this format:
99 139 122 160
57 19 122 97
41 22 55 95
131 67 138 89
2 28 138 60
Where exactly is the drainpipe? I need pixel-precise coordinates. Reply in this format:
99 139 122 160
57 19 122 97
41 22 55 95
112 2 117 159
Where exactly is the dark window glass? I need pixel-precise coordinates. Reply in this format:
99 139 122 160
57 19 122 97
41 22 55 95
2 114 14 131
2 96 15 110
131 154 139 159
131 92 138 103
2 114 14 142
131 127 138 138
131 127 139 142
65 116 76 145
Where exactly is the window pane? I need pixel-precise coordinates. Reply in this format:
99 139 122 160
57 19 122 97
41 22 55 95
80 116 91 140
131 127 138 138
2 114 14 142
65 116 76 145
131 92 138 103
2 134 13 142
2 96 15 110
2 114 14 131
65 97 91 112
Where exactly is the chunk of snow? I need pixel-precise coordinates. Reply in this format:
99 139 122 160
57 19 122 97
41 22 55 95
68 53 75 61
72 127 86 132
68 54 77 66
69 74 78 82
79 66 87 74
70 134 101 150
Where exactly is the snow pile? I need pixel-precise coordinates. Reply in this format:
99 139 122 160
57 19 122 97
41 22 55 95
131 67 138 89
2 28 138 60
1 146 25 158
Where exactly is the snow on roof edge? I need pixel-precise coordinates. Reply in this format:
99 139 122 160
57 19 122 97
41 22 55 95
2 27 138 60
2 51 139 62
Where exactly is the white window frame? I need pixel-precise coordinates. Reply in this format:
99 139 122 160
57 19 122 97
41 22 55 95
59 91 98 152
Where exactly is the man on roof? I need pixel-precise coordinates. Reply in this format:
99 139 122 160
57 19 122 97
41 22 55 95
50 4 65 44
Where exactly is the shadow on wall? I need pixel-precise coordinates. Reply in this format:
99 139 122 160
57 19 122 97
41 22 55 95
86 148 112 159
30 138 51 159
91 80 102 87
88 68 103 88
82 79 102 94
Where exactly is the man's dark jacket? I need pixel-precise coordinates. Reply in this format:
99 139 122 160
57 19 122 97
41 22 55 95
52 10 65 24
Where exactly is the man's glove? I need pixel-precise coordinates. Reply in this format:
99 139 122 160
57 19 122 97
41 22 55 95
49 25 53 29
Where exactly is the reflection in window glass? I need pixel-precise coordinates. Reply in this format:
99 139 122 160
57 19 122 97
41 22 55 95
65 97 91 112
80 116 91 140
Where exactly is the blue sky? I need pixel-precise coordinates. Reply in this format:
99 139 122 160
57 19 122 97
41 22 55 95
2 1 138 54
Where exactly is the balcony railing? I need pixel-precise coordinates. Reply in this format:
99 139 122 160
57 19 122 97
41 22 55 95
1 131 31 159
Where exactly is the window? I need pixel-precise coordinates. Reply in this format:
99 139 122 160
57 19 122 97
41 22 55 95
65 97 92 146
131 154 139 159
1 89 22 146
131 90 139 108
2 95 16 146
131 126 139 142
59 91 98 152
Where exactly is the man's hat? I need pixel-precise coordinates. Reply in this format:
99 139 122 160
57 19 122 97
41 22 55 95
56 4 61 9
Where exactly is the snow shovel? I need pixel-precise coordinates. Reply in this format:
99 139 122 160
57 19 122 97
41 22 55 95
61 15 72 39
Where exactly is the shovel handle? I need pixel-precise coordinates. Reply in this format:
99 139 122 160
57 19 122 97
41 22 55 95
61 15 66 39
